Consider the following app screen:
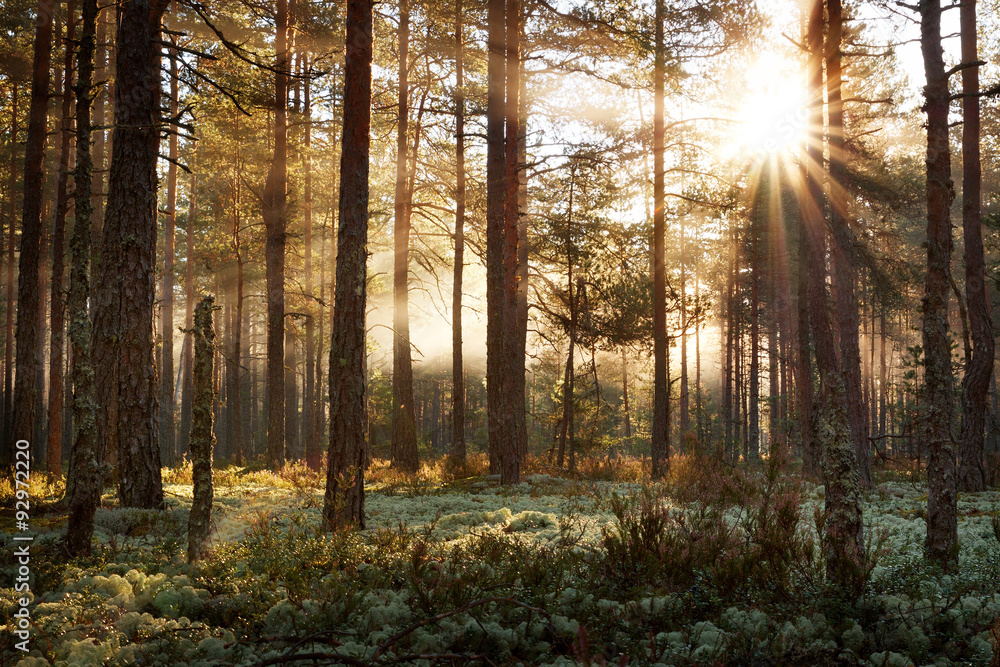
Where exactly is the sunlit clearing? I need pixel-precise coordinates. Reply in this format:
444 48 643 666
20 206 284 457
724 51 808 157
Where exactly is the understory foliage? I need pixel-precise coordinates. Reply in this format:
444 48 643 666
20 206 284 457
2 455 1000 666
602 455 820 604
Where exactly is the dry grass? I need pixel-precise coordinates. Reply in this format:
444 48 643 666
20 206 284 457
0 470 65 504
152 451 708 495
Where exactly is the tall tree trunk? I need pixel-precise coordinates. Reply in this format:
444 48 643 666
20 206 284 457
680 217 689 445
12 0 55 460
284 326 298 460
179 167 196 456
695 270 704 442
749 217 760 461
516 60 529 462
738 317 746 459
250 315 260 454
2 84 16 456
159 35 179 468
556 169 576 468
264 0 289 471
65 0 99 555
805 0 864 589
506 0 526 470
451 0 467 466
957 0 992 492
796 196 817 477
240 274 251 457
89 3 107 308
768 291 779 455
392 0 419 472
485 0 519 483
622 347 631 438
323 0 372 530
920 0 958 566
651 0 668 478
879 310 887 438
47 2 75 475
188 296 215 562
34 198 48 458
302 56 319 469
92 0 165 508
827 0 872 488
212 275 223 456
228 239 244 464
723 226 735 459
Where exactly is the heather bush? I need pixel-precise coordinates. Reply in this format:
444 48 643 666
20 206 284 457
601 454 820 606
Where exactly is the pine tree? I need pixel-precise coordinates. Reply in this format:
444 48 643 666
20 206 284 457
324 0 373 530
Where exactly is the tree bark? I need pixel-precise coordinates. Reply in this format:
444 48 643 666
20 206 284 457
159 35 179 468
556 167 577 468
796 191 817 477
92 0 165 508
2 83 16 457
302 57 320 470
768 280 780 455
827 0 872 488
323 0 371 531
486 0 519 483
188 296 215 562
179 167 196 456
622 347 631 438
451 0 467 466
515 52 529 462
651 0 668 478
284 325 298 460
806 0 864 588
749 216 760 461
12 0 55 461
264 0 289 471
680 217 689 446
879 310 887 439
392 0 419 472
920 0 958 566
228 214 245 464
957 0 992 493
506 0 526 470
65 0 99 556
47 1 75 476
89 4 107 309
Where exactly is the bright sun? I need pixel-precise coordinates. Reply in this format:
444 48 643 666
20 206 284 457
727 52 809 156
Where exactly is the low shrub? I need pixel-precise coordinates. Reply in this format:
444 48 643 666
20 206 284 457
601 454 820 607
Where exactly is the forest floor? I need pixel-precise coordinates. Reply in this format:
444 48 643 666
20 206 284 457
2 454 1000 666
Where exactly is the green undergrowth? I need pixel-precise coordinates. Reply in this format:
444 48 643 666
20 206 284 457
2 455 1000 666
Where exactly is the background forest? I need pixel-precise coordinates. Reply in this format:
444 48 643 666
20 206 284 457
3 0 1000 664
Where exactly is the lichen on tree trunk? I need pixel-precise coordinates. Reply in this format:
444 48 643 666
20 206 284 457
920 0 958 566
188 296 216 562
65 0 100 557
804 0 865 590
